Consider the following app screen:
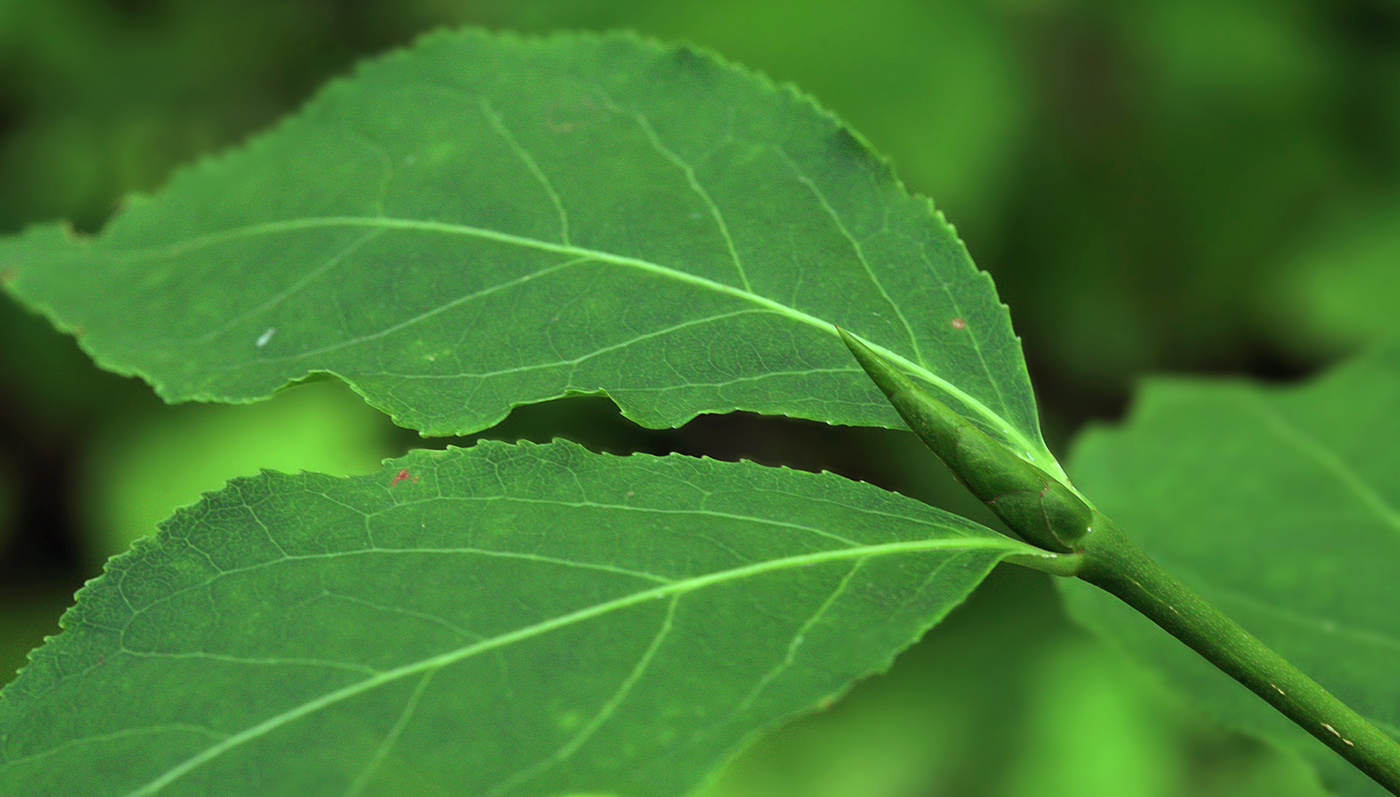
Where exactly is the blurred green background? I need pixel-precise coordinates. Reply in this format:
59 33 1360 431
2 1 1397 794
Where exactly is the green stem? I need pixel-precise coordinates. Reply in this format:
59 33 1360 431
1077 513 1400 795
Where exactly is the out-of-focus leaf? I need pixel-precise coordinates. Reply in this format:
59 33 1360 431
992 0 1340 396
1004 639 1174 797
82 380 399 562
1063 341 1400 796
0 29 1054 474
1262 205 1400 358
0 439 1028 797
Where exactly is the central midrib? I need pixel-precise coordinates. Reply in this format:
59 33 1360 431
110 213 1039 461
123 533 1020 796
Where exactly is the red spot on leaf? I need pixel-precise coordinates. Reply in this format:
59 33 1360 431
950 318 966 330
0 268 15 283
390 468 417 487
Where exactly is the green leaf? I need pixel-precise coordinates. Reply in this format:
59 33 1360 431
1262 203 1400 357
0 29 1050 470
82 380 398 562
1062 341 1400 796
0 439 1025 797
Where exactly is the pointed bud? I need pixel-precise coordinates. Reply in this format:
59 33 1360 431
839 328 1094 553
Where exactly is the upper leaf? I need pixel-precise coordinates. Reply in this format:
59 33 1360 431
1063 340 1400 797
0 440 1025 797
0 29 1050 468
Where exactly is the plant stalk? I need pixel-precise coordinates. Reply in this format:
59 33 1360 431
1077 513 1400 795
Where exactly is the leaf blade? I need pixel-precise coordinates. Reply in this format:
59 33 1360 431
0 440 1026 797
0 30 1048 466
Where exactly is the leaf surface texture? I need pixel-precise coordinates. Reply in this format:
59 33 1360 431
0 30 1049 467
0 440 1024 796
1065 342 1400 796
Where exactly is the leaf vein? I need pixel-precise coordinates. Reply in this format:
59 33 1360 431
487 596 681 796
1242 393 1400 536
772 145 920 363
478 96 571 246
121 536 1017 796
625 106 750 292
348 670 438 797
734 559 862 713
105 215 1022 451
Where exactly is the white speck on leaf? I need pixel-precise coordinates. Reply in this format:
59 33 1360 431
256 327 276 348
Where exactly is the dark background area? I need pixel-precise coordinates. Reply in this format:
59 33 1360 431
2 1 1398 794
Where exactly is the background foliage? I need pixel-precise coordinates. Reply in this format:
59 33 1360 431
2 1 1398 794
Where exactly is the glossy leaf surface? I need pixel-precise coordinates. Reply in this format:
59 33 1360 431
0 30 1050 470
0 440 1025 797
1064 342 1400 796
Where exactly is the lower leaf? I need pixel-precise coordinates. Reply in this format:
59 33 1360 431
0 439 1022 797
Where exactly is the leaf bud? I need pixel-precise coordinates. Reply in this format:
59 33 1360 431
839 328 1093 553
